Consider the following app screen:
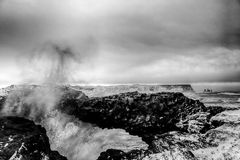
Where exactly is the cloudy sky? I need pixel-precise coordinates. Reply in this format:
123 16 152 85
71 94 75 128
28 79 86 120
0 0 240 85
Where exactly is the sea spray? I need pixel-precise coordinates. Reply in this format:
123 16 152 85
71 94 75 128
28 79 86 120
43 111 148 160
0 43 148 160
0 85 148 160
22 42 79 84
1 85 62 122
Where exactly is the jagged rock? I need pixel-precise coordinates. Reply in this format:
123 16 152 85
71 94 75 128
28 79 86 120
0 116 67 160
97 131 207 160
145 132 209 160
189 109 240 159
193 123 240 159
142 150 196 160
0 85 229 160
0 96 5 111
58 91 225 160
150 132 209 152
58 86 89 115
210 109 240 125
97 149 148 160
65 92 208 138
206 106 226 117
0 85 220 138
176 112 210 133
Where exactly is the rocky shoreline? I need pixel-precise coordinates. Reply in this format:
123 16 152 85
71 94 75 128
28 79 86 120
57 90 227 159
59 91 210 137
0 85 239 160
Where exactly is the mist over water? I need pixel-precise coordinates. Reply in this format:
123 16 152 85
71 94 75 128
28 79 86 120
21 42 80 84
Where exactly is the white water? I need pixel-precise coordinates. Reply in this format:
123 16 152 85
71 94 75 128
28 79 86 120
43 111 147 160
0 85 148 160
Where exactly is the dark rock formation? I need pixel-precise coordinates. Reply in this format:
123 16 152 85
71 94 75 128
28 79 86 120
95 104 239 160
58 86 89 115
0 85 228 160
149 132 210 153
0 116 67 160
0 96 5 111
206 106 227 118
97 131 211 160
97 149 148 160
61 92 208 139
58 91 219 160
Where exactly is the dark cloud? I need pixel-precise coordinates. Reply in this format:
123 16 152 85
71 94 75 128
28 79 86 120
0 0 240 84
1 0 239 52
220 0 240 48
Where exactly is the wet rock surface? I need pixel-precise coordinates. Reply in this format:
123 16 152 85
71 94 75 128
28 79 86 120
58 90 225 160
0 116 67 160
97 149 148 160
0 85 232 160
0 96 5 111
193 123 240 160
97 131 209 160
66 92 208 137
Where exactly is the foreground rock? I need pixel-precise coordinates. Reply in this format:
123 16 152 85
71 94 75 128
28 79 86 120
97 131 210 160
0 85 228 160
0 116 67 160
210 109 240 125
193 123 240 159
97 108 240 160
189 109 240 159
97 149 148 160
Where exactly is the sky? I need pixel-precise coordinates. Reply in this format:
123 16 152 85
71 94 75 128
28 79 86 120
0 0 240 85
